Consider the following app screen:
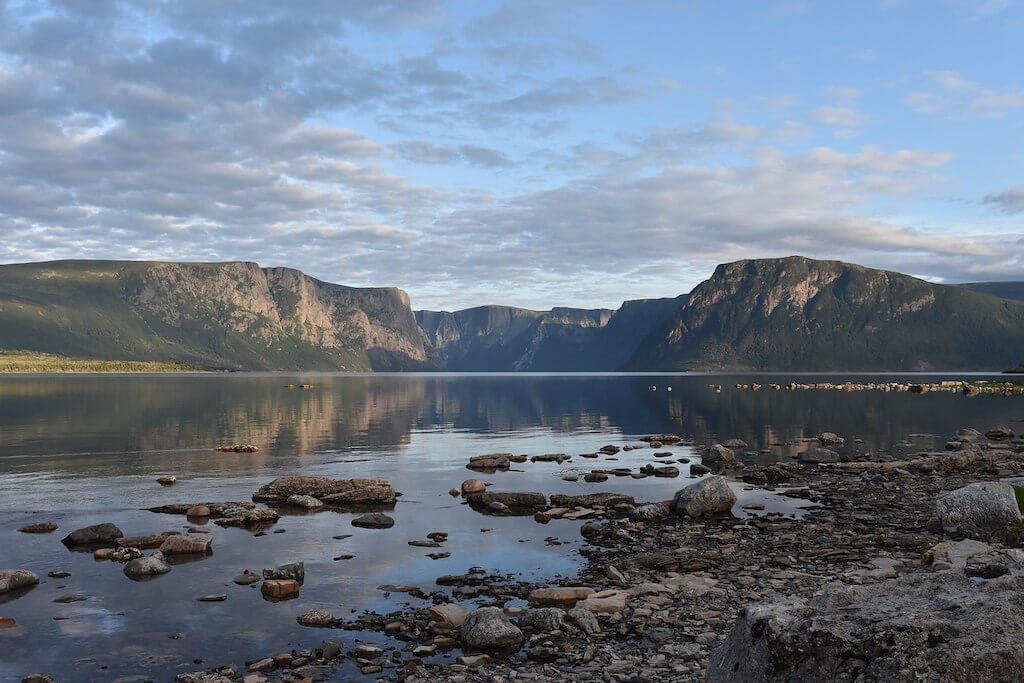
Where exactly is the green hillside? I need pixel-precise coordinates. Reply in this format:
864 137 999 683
625 256 1024 371
959 281 1024 302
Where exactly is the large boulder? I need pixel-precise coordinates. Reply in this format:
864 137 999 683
159 534 212 555
466 491 547 515
0 569 39 595
707 562 1024 682
935 482 1021 540
213 507 280 529
700 444 737 470
797 447 840 464
61 523 124 548
123 556 170 579
252 476 395 506
671 476 736 517
460 607 524 651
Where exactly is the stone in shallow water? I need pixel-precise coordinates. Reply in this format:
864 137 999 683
0 570 39 595
460 607 524 651
61 523 123 548
351 513 394 529
18 521 58 534
261 579 299 601
123 556 170 579
671 476 736 517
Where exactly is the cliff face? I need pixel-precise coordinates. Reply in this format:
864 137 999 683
0 260 439 370
416 297 685 371
625 256 1024 371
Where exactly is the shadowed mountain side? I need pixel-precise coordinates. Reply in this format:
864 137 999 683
0 260 441 371
624 256 1024 371
416 296 686 371
959 281 1024 302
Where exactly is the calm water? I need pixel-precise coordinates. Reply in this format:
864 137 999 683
0 372 1020 681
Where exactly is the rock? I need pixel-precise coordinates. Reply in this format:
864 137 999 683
247 658 274 672
214 507 280 529
61 522 124 548
987 425 1015 439
263 562 304 584
297 608 336 627
47 571 71 578
17 521 58 533
700 444 736 470
21 676 55 683
531 453 570 463
707 565 1024 682
460 607 524 651
159 534 213 555
117 532 179 549
578 589 628 613
216 444 259 453
252 476 395 506
521 607 566 631
449 487 460 496
528 586 594 606
629 503 670 522
197 594 226 602
549 492 635 507
935 482 1021 539
641 464 680 477
599 445 620 454
157 475 177 486
466 454 512 471
351 644 383 658
186 506 211 518
817 432 845 446
147 501 255 517
0 569 39 595
461 479 488 495
723 438 747 449
111 547 144 563
457 654 491 666
798 447 840 464
285 494 324 509
606 565 626 583
583 472 608 483
351 513 394 529
671 476 737 517
261 579 300 600
0 617 15 628
123 556 170 579
690 463 711 476
233 570 261 585
93 548 114 560
923 539 994 570
465 491 547 515
566 607 601 635
429 603 470 627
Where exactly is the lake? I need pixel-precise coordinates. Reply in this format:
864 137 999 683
0 372 1019 681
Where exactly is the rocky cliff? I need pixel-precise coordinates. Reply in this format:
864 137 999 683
0 260 439 370
625 256 1024 371
417 297 685 371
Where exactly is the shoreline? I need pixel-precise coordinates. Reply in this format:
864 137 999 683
163 427 1024 682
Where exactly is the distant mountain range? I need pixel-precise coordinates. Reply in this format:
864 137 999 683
1 257 1022 371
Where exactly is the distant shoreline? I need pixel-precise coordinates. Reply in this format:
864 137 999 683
0 351 204 373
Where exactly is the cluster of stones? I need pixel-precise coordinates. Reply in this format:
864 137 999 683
712 380 1024 395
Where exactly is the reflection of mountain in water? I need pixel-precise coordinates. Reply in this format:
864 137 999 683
0 375 1019 468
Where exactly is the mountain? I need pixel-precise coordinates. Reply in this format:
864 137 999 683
959 281 1024 302
0 260 439 371
416 296 686 371
624 256 1024 371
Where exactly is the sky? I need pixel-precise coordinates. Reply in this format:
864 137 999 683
0 0 1022 310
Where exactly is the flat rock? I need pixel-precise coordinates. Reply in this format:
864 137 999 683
708 563 1024 682
197 594 226 602
578 589 628 613
527 586 594 606
233 570 261 585
798 447 840 464
466 491 547 515
61 523 124 548
214 507 279 529
252 476 396 506
549 492 635 507
147 502 254 518
117 532 179 549
261 579 299 600
263 562 304 584
285 494 324 509
466 454 512 471
429 603 470 627
18 522 58 533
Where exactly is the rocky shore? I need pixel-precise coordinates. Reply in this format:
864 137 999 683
88 422 1021 683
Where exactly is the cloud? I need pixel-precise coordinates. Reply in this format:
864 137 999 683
393 140 511 167
984 186 1024 213
907 70 1024 117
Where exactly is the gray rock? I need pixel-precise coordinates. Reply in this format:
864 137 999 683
18 521 58 533
689 463 711 476
297 608 336 627
935 481 1021 539
213 507 279 529
817 431 845 446
159 534 212 555
465 491 547 515
628 503 670 522
700 444 736 470
723 438 747 449
549 493 635 507
520 607 566 632
0 569 39 595
61 522 124 548
352 513 394 529
123 556 170 579
797 447 840 464
285 494 324 509
566 607 601 635
252 476 396 506
263 561 304 584
671 476 736 517
708 563 1024 682
460 606 525 651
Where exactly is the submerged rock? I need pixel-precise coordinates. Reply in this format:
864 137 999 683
708 563 1024 682
466 454 512 471
17 521 58 534
460 607 524 651
466 491 547 515
671 476 736 517
549 493 635 507
352 513 394 529
935 481 1021 539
